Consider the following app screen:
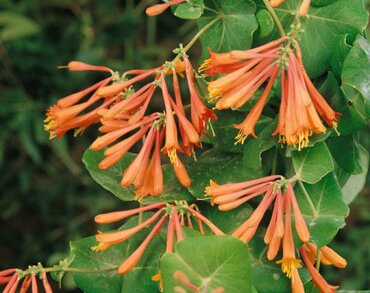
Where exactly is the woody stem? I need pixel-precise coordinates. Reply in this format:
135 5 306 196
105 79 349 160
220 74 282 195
298 180 317 216
262 0 287 37
172 15 221 64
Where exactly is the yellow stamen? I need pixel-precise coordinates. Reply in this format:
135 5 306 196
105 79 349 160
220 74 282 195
168 148 178 165
235 130 248 145
276 257 302 278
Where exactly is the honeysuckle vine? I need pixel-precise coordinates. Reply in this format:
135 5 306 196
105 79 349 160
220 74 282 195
2 0 369 292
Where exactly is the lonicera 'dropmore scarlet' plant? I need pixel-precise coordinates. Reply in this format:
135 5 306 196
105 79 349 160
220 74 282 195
2 0 369 292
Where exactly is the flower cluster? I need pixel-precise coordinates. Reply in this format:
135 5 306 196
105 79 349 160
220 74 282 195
206 177 307 288
93 201 224 275
202 38 339 150
45 53 216 197
0 266 53 293
206 175 347 292
206 176 309 265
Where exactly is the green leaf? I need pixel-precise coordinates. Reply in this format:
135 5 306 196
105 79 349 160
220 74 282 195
295 173 349 246
338 88 368 133
319 72 366 135
0 12 40 41
161 236 253 293
274 0 368 77
340 144 369 204
172 0 204 19
330 34 352 79
69 216 165 293
311 0 337 6
197 0 258 60
82 149 194 204
242 119 278 177
327 135 363 174
341 36 370 117
256 9 274 38
204 110 273 154
188 149 256 199
292 142 334 184
248 237 311 293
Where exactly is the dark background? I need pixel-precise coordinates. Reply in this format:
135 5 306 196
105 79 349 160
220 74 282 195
0 0 369 291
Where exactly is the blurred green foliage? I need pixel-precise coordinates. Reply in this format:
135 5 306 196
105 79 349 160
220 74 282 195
0 0 369 291
0 0 195 290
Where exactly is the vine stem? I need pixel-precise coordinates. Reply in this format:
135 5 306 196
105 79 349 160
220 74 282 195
298 180 317 216
19 265 118 278
262 0 287 37
46 267 118 273
172 15 221 64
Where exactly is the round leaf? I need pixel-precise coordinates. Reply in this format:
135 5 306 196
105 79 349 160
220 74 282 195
161 235 253 293
292 142 334 184
294 172 349 246
197 0 258 60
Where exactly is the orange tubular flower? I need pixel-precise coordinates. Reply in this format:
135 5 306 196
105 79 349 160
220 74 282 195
273 43 339 150
46 56 210 193
299 0 311 17
303 243 347 269
161 73 182 163
121 126 155 185
0 268 54 293
173 271 199 293
45 75 113 139
93 201 224 277
206 176 310 281
183 53 217 137
202 38 284 101
276 195 302 279
269 0 285 8
66 61 111 72
146 0 186 17
234 67 279 143
203 38 339 149
135 130 164 197
172 154 191 187
291 269 304 293
118 214 168 275
44 61 115 138
201 38 284 144
299 246 339 293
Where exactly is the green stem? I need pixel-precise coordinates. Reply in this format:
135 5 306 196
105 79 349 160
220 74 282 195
298 180 317 216
19 264 119 279
134 0 156 14
172 15 221 64
262 0 286 37
44 267 118 274
258 246 269 261
146 14 157 46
